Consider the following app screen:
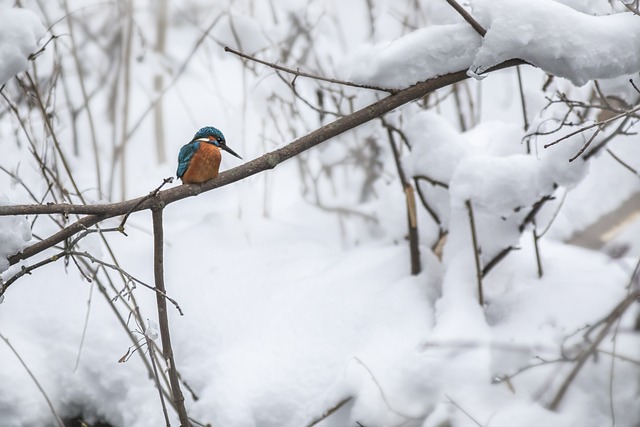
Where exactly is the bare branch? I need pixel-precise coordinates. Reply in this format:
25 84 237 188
305 397 353 427
548 288 640 410
2 249 183 314
152 208 190 426
466 200 484 305
3 60 525 268
443 0 487 37
544 103 640 150
606 148 640 177
224 46 398 94
382 118 421 275
141 316 172 427
445 394 485 427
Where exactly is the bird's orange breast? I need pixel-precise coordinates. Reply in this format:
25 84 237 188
181 143 222 184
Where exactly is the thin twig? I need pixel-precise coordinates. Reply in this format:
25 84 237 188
516 66 529 132
118 0 134 201
481 246 517 277
351 357 423 420
61 0 103 196
606 148 640 177
224 46 397 94
305 397 353 427
445 394 485 427
414 174 449 189
519 194 555 233
568 124 602 162
466 200 484 305
583 115 633 160
544 103 640 149
0 332 65 427
141 314 172 427
74 257 179 416
2 250 183 314
443 0 487 36
73 282 95 372
124 14 225 142
119 177 174 232
532 225 543 278
482 193 555 278
548 289 640 410
493 355 568 385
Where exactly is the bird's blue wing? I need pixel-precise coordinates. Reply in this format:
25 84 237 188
176 141 200 178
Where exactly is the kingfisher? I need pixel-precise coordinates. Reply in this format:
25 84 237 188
176 126 242 184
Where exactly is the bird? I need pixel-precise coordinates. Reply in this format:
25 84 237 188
176 126 242 184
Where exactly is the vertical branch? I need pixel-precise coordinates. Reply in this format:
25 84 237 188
154 0 168 164
465 200 484 306
139 312 172 427
405 185 421 275
119 0 134 200
516 67 529 128
384 122 421 275
61 0 103 196
532 222 543 278
452 83 468 131
151 208 190 426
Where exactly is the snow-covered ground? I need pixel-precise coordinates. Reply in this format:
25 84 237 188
1 1 639 426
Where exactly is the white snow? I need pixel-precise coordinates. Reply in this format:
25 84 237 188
350 24 481 89
450 154 554 216
402 111 472 184
0 196 31 273
350 0 640 88
0 6 44 86
470 0 640 86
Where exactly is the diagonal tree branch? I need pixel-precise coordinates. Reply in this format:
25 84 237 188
3 60 524 268
443 0 487 37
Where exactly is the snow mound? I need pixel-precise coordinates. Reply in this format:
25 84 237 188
0 6 44 86
450 154 555 216
402 111 472 184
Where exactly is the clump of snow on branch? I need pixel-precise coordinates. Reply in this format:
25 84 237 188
450 154 553 216
0 196 31 273
350 24 480 89
350 0 640 88
470 0 640 86
0 6 44 86
402 111 472 184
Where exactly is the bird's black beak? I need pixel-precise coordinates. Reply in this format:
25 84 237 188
220 143 242 160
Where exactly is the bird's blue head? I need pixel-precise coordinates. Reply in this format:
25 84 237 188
192 126 225 146
191 126 242 159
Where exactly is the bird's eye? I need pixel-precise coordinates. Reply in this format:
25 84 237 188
217 137 223 143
